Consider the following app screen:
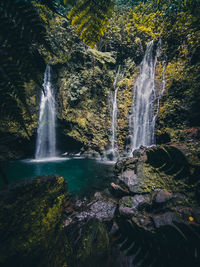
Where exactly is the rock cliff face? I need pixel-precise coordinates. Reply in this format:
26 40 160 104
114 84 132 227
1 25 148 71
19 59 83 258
37 5 200 156
44 10 140 156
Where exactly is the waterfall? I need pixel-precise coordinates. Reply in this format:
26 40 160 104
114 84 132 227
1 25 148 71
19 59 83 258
35 65 56 159
111 65 121 158
108 65 121 160
128 40 161 155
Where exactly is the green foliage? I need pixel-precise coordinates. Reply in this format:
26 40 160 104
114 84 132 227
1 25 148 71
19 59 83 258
146 145 190 179
127 3 164 40
87 48 116 64
113 216 200 266
68 0 114 47
99 9 144 64
152 0 200 15
0 175 69 266
0 0 50 132
116 0 200 131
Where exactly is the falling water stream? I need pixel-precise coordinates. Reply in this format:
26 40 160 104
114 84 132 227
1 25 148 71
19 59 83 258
109 65 121 160
35 65 57 160
128 40 161 156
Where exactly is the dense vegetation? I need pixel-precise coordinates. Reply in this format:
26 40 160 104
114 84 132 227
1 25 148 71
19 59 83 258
1 1 200 266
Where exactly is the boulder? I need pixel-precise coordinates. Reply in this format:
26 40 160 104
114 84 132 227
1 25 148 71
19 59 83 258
70 220 110 267
76 199 116 221
152 212 177 228
110 182 129 197
154 189 172 204
0 175 70 267
119 206 135 217
119 170 140 193
119 195 151 217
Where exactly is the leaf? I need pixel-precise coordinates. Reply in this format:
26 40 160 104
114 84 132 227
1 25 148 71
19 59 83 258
68 0 114 47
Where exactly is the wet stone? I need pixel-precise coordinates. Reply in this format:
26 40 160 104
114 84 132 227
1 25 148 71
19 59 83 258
76 200 116 221
119 206 135 217
119 195 151 213
119 170 139 193
110 182 129 197
132 195 150 209
152 212 177 228
154 189 172 204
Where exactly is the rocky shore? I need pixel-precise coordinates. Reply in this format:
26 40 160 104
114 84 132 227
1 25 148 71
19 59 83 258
1 145 199 266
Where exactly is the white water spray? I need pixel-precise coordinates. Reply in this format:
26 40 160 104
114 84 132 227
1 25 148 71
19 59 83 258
35 65 56 159
128 40 161 155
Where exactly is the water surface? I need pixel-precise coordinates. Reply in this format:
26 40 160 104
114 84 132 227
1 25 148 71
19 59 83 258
1 158 114 196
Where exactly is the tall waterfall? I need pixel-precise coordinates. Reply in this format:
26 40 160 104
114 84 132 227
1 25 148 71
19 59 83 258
35 65 56 159
128 40 160 155
110 65 121 158
108 65 121 160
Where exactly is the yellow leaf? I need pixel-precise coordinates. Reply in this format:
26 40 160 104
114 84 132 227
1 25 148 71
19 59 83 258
189 216 194 222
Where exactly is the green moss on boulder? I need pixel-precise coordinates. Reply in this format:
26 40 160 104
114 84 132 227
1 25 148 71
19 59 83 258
0 175 70 267
75 220 110 267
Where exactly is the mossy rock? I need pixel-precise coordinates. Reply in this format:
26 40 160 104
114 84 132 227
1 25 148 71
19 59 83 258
0 175 70 267
117 146 199 204
75 220 110 267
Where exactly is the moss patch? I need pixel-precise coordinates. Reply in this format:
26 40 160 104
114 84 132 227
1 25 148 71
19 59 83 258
0 175 70 267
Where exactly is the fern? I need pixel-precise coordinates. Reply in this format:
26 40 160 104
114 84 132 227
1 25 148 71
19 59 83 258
68 0 114 47
0 0 50 131
113 216 200 266
146 145 190 179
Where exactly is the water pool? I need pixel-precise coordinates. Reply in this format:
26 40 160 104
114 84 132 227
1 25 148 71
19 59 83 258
0 158 115 196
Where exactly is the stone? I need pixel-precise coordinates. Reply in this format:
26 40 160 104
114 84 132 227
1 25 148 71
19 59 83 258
119 170 140 193
119 196 134 207
76 200 116 221
110 222 119 235
154 189 172 204
119 195 151 216
132 148 143 157
110 182 129 197
124 158 138 171
120 170 137 180
75 199 84 208
119 206 135 217
94 191 104 200
152 212 177 228
65 218 73 227
132 194 151 210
